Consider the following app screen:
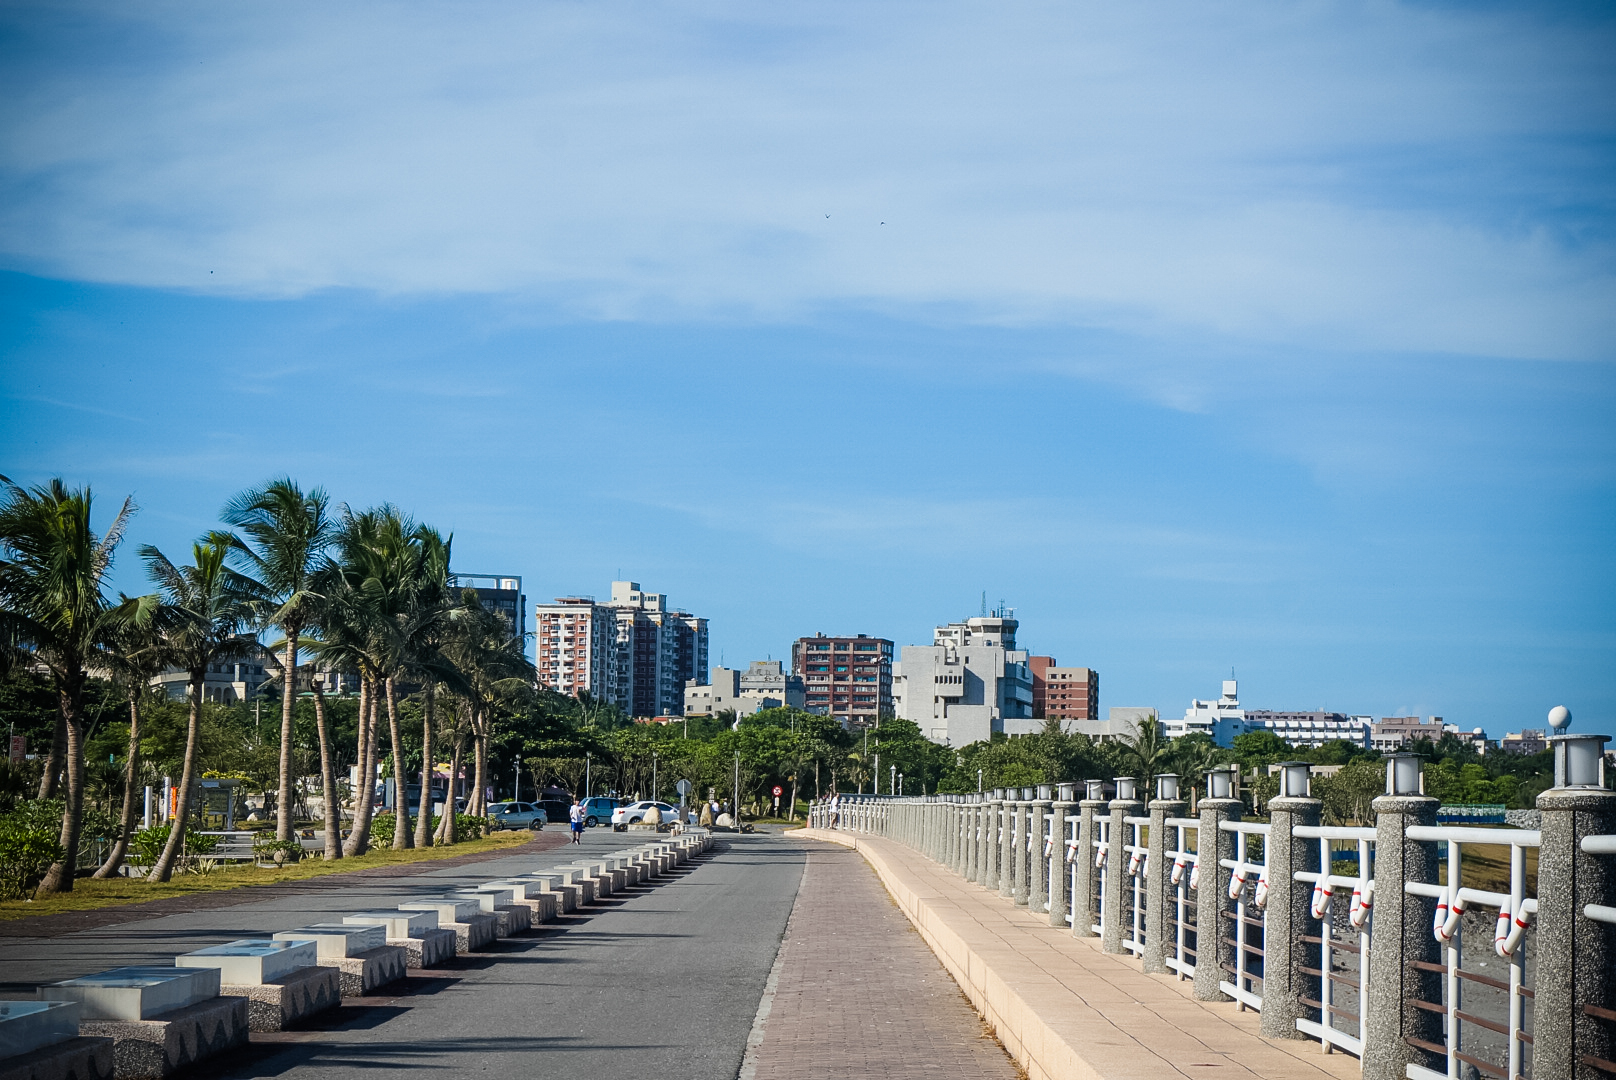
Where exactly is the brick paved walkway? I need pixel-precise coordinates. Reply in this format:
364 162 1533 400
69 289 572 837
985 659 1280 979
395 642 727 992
801 829 1360 1080
746 841 1021 1079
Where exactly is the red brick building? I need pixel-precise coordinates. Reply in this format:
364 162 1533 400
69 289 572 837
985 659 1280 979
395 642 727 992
791 633 894 727
1029 657 1098 724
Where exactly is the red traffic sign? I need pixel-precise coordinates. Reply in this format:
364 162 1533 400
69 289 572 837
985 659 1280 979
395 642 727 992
772 785 783 797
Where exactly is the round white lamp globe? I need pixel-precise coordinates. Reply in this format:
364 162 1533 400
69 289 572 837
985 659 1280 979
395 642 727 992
1547 705 1572 731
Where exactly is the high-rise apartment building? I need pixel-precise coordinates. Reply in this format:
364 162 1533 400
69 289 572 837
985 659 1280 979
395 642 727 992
1043 666 1099 724
450 574 527 643
891 616 1035 746
791 634 894 726
535 581 708 717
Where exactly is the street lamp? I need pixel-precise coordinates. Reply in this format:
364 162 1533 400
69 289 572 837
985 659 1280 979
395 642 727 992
897 772 904 796
514 755 522 803
889 764 896 797
652 750 659 801
977 768 983 793
585 752 591 799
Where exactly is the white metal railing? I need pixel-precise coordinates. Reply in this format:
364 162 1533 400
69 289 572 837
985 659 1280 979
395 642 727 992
1219 820 1269 1012
1123 815 1149 957
1403 824 1539 1080
1292 824 1376 1057
1064 813 1081 927
1164 816 1199 980
1583 833 1616 926
1092 817 1110 936
1042 812 1058 913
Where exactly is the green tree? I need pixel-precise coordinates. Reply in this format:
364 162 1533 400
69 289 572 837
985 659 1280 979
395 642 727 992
0 477 147 893
223 479 336 845
141 533 259 882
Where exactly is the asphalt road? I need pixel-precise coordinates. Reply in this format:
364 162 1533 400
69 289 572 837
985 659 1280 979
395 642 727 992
8 831 810 1080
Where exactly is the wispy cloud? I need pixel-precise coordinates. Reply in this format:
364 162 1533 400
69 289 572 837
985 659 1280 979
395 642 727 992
2 1 1612 359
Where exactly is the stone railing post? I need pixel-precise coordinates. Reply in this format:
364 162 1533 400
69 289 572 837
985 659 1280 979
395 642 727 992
1194 767 1242 1001
977 793 994 888
1260 764 1322 1040
1030 786 1054 913
960 798 975 878
1362 755 1441 1080
1073 781 1107 937
1012 790 1031 905
1534 731 1614 1080
995 788 1008 898
1103 778 1145 954
1049 783 1077 928
1144 775 1188 974
985 791 1003 890
949 798 963 872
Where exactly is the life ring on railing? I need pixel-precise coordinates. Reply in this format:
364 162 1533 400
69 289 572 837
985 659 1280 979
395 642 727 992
1349 880 1374 928
1252 872 1269 909
1128 850 1144 876
1310 880 1330 919
1228 867 1247 901
1493 903 1510 954
1188 862 1200 890
1095 845 1108 869
1171 856 1188 886
1045 837 1055 858
1065 838 1080 863
1434 891 1464 943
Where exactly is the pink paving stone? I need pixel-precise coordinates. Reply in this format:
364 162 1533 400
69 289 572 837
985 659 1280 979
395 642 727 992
748 843 1022 1080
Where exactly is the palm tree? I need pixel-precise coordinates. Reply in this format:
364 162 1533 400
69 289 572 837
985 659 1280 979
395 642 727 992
142 533 259 882
1118 714 1173 789
399 526 459 849
93 619 166 878
0 477 146 894
223 479 335 845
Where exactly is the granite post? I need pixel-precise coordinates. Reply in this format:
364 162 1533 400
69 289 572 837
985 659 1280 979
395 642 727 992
1144 775 1189 974
1073 781 1107 937
1260 764 1322 1040
1102 779 1145 954
1194 767 1243 1002
1049 784 1077 928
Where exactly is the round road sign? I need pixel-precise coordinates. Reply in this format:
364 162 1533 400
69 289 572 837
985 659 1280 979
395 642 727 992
676 779 692 795
772 785 783 797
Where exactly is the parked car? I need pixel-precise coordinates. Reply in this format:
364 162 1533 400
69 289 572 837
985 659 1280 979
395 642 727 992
538 799 571 827
486 802 547 830
578 797 620 828
611 800 681 831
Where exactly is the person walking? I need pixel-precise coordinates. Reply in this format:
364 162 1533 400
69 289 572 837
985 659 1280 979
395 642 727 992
569 798 584 844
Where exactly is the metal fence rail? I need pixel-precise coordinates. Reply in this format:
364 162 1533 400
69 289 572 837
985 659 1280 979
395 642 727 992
1403 824 1539 1080
1219 819 1269 1012
1165 816 1199 981
1293 824 1376 1057
1123 814 1149 959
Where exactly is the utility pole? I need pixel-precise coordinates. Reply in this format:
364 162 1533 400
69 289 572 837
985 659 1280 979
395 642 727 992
585 752 591 799
652 750 658 802
733 750 741 823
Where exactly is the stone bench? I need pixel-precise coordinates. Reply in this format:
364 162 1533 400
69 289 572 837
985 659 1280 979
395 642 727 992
522 873 582 913
482 880 558 923
399 897 497 952
176 940 338 1033
449 887 530 937
271 926 405 998
0 1000 115 1080
342 910 456 969
38 967 247 1079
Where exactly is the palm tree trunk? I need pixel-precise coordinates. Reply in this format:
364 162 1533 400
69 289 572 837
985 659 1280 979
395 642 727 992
437 732 463 844
37 712 66 799
788 775 799 821
37 672 86 894
385 677 412 849
469 706 487 817
414 680 435 848
94 689 142 878
345 676 374 856
275 629 299 842
148 672 202 882
312 683 341 860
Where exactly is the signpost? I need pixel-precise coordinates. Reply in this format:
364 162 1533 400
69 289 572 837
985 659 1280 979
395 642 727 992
772 784 783 814
676 778 692 807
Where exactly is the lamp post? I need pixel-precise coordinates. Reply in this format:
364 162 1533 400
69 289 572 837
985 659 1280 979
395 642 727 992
897 772 904 796
733 750 742 823
890 764 896 797
514 755 521 803
977 768 983 793
652 750 659 802
585 752 591 799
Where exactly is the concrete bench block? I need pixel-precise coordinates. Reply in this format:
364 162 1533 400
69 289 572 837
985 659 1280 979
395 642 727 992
0 1001 80 1059
0 1034 115 1080
507 892 557 923
222 964 340 1032
317 945 407 997
342 910 438 939
524 876 580 913
391 928 456 969
489 904 530 937
177 939 316 985
272 924 385 959
39 969 218 1021
79 995 247 1079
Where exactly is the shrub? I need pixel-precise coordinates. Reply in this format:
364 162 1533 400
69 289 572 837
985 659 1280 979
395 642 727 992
432 813 485 840
0 805 64 899
129 822 218 870
371 811 485 845
251 837 303 866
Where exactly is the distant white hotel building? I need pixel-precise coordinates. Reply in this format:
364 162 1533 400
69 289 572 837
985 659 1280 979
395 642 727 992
685 661 805 718
893 615 1036 747
1164 680 1250 746
1165 680 1371 748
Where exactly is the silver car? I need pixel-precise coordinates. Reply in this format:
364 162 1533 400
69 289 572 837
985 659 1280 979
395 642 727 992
486 801 547 831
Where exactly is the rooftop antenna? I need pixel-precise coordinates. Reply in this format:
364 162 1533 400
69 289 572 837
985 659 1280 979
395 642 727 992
981 591 987 617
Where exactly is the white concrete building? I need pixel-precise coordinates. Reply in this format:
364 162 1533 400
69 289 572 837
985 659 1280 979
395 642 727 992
535 581 708 716
684 661 804 718
893 616 1036 747
1165 680 1248 746
1243 711 1371 750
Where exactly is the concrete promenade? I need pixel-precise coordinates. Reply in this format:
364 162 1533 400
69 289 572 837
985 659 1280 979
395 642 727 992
744 841 1020 1079
799 827 1360 1080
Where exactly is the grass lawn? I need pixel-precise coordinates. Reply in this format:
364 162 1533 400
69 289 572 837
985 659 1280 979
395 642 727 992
1 829 536 923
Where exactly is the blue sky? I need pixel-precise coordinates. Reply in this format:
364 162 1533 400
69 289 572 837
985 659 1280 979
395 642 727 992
2 1 1613 737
